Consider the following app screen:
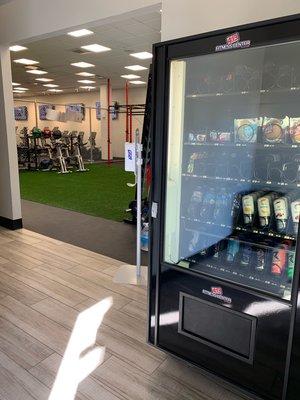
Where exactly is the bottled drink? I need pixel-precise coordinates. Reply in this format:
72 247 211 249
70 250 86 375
140 223 149 252
291 199 300 234
214 188 231 225
199 189 216 221
226 239 240 263
257 192 277 230
242 194 255 226
274 196 289 233
187 187 203 219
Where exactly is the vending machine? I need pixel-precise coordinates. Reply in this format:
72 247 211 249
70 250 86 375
148 15 300 400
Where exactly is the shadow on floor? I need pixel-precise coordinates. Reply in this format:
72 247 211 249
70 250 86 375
21 200 149 266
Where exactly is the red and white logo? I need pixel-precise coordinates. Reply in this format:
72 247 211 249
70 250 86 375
211 287 223 296
226 32 240 45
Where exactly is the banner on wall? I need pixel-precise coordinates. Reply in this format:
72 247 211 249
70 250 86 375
14 106 28 121
96 101 101 120
39 104 55 120
66 103 85 121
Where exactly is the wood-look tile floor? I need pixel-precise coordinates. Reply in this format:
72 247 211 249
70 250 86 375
0 227 246 400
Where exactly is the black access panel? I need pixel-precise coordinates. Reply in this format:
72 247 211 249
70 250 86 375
148 13 300 400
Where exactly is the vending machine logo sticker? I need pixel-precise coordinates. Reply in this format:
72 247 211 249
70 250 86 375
226 32 240 45
215 32 251 52
211 287 223 295
202 287 232 303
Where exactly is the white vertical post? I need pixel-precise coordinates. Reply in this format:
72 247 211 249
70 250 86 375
0 46 22 225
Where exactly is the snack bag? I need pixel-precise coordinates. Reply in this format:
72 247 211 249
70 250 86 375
234 118 262 143
290 118 300 143
262 116 289 143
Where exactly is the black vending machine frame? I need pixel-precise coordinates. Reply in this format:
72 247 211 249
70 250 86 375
148 14 300 400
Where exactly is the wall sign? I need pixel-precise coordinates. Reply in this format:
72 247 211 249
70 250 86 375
66 103 85 121
39 104 55 120
95 101 101 120
14 106 28 121
215 32 251 52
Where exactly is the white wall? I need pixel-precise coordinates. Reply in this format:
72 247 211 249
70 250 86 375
14 86 146 158
161 0 300 40
0 0 160 45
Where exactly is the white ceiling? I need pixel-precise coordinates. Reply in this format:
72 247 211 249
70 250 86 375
0 0 14 5
11 9 161 97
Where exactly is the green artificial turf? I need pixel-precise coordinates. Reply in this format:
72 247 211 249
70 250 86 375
19 163 135 222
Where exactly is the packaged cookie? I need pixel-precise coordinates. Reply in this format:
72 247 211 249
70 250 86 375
234 118 262 143
262 117 289 143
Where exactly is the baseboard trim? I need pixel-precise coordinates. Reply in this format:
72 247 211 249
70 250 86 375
0 217 23 230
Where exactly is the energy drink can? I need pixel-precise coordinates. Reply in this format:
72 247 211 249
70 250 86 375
226 239 240 263
241 244 252 267
287 251 295 281
271 245 288 277
255 247 268 272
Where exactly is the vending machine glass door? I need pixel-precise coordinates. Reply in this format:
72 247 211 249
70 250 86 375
164 42 300 301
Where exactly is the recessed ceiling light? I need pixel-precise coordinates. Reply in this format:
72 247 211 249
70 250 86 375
130 52 153 60
43 84 59 88
81 44 111 53
35 78 54 82
17 87 29 91
71 62 95 68
121 74 141 80
47 89 63 93
13 90 26 93
125 65 148 71
76 72 95 77
130 80 146 85
26 70 48 75
12 82 21 86
77 79 95 84
80 86 96 89
67 29 94 38
9 45 28 52
14 58 39 65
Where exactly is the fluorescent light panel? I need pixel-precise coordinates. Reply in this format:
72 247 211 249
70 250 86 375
130 80 146 85
35 78 54 82
81 44 111 53
12 82 21 86
27 70 48 75
14 58 39 65
71 62 95 68
43 84 59 88
125 65 147 71
80 86 96 89
77 79 95 84
68 29 94 37
121 74 141 80
130 52 152 60
76 72 95 77
17 87 29 91
47 89 63 92
9 45 28 52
